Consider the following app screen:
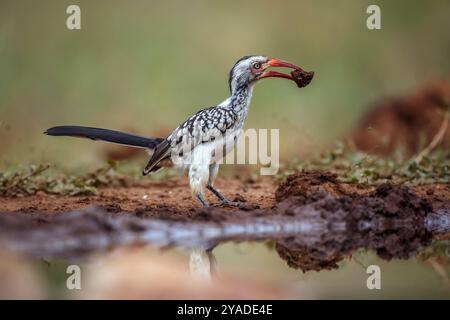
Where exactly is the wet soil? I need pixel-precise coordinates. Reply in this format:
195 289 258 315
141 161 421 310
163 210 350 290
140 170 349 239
276 170 450 209
0 176 276 213
0 171 449 272
291 69 314 88
273 170 450 271
1 170 448 216
275 182 432 271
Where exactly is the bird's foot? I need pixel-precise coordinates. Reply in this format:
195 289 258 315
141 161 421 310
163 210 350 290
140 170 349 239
206 186 255 209
213 199 248 209
196 194 210 208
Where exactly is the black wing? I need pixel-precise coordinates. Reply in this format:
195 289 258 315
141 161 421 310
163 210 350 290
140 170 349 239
142 139 171 175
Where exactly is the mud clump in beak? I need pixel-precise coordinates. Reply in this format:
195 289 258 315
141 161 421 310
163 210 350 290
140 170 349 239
291 69 314 88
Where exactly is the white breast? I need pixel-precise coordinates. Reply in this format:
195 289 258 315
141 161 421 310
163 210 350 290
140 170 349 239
172 128 243 170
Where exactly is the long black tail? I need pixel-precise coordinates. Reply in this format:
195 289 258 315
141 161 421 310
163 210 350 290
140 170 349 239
44 126 164 149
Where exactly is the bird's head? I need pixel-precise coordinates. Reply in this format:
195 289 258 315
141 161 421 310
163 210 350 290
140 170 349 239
228 55 314 93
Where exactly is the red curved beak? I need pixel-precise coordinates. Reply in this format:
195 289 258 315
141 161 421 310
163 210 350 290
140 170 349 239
257 58 302 81
258 58 314 88
267 58 305 71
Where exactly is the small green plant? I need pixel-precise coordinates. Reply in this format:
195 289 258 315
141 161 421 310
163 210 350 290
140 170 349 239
284 142 450 186
0 161 126 197
417 240 450 261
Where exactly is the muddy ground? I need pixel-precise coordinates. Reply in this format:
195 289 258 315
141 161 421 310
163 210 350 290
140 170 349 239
1 170 449 272
1 171 449 215
0 176 275 214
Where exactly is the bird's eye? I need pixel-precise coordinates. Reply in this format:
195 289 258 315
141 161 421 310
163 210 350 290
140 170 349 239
252 62 261 70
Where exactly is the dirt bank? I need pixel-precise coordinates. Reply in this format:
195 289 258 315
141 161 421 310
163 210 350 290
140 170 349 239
0 171 449 272
1 170 449 215
0 176 276 213
348 80 450 155
276 170 450 209
275 183 433 271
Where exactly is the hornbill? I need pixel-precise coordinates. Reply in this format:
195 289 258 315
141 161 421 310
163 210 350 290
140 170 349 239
45 55 313 207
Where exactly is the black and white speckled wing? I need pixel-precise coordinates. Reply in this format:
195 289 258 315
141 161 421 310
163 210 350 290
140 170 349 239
169 106 238 154
143 106 238 174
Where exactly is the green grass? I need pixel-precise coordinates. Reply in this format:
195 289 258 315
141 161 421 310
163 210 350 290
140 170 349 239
0 162 121 197
1 144 448 197
417 241 450 261
280 142 450 185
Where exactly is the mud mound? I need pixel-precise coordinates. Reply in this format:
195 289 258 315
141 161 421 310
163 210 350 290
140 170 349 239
277 183 431 221
275 170 345 203
348 81 450 155
275 170 373 204
0 170 447 272
275 183 433 272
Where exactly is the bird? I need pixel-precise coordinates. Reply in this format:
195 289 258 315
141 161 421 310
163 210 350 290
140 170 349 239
45 55 313 207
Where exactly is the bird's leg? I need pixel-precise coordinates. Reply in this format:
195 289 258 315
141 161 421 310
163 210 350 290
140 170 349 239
189 248 211 279
189 247 218 279
189 149 211 207
207 163 231 205
196 193 209 207
207 163 246 207
207 184 228 203
206 247 219 277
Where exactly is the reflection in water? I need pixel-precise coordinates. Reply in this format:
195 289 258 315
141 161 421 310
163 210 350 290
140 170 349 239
189 249 217 279
273 184 447 271
274 194 435 272
0 186 449 274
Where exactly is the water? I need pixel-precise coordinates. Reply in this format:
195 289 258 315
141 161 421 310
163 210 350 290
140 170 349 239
1 204 449 299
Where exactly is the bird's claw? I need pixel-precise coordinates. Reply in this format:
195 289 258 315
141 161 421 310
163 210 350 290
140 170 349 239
213 199 247 208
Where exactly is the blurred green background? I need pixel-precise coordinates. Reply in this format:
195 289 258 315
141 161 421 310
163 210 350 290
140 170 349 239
0 0 449 169
1 1 449 300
